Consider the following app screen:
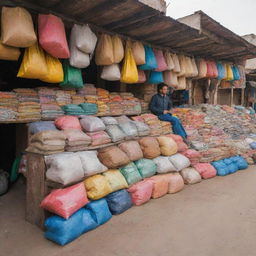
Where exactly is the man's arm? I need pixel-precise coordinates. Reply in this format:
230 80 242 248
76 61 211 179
149 96 163 116
167 97 173 113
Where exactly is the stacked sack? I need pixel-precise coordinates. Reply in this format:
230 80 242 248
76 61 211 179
140 113 163 136
79 103 98 115
56 90 72 106
0 92 18 121
115 116 139 139
96 88 111 116
14 88 41 121
62 104 85 115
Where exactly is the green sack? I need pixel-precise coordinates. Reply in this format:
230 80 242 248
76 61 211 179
119 162 142 186
60 61 84 89
134 158 157 178
10 155 21 183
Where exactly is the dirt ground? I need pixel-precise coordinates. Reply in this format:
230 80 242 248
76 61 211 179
1 167 256 256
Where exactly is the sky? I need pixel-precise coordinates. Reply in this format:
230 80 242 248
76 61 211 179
166 0 256 36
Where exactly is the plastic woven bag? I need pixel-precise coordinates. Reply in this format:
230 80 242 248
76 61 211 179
41 54 64 83
139 137 161 159
102 169 128 191
120 42 138 83
172 53 181 73
60 61 84 89
106 189 133 215
153 156 177 173
154 49 168 72
148 71 164 84
101 64 121 81
119 163 142 186
166 173 184 194
232 65 240 81
193 163 217 179
128 179 154 206
132 41 145 65
86 198 112 225
17 43 48 79
139 45 157 70
55 116 82 130
69 25 90 68
180 167 202 184
149 174 169 199
177 55 186 76
105 125 126 142
95 34 114 65
177 76 187 90
101 117 118 125
0 42 20 61
217 62 226 80
84 174 112 200
168 153 191 171
118 121 138 139
226 64 234 81
112 35 124 63
28 121 57 134
1 7 37 47
163 71 179 88
80 116 105 132
137 70 146 83
40 182 89 219
78 151 108 177
164 51 175 70
38 14 70 58
197 59 207 78
118 141 143 161
44 208 98 245
72 24 97 54
157 136 178 156
134 158 157 178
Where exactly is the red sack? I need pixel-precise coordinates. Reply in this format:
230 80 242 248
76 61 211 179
206 61 214 78
154 49 168 72
193 163 217 179
182 149 201 165
38 14 70 58
211 61 218 78
54 116 82 130
137 70 146 83
128 179 154 206
148 174 169 199
40 182 89 219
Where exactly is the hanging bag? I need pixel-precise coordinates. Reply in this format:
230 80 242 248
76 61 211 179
41 54 64 83
0 42 20 61
172 53 181 73
17 43 48 79
60 61 84 88
112 35 124 64
101 64 121 81
177 76 187 90
164 52 175 70
132 41 145 65
177 55 186 76
217 62 226 80
197 59 207 78
69 25 90 68
148 71 164 84
163 71 178 88
95 34 114 65
120 42 138 83
232 65 241 81
139 45 157 70
38 14 70 58
73 24 97 54
1 7 37 47
154 49 168 72
137 70 146 83
226 64 234 81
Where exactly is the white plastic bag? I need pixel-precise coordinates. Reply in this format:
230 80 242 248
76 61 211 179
45 152 84 185
80 116 106 132
101 64 121 81
73 24 97 54
180 167 202 184
164 52 175 70
153 156 177 173
78 151 108 177
105 125 126 142
168 153 191 171
69 25 90 68
101 116 118 125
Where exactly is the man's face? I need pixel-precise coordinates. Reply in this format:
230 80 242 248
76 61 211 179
160 86 168 95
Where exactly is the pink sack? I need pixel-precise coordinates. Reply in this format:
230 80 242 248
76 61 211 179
87 131 111 146
165 134 188 152
182 149 201 165
128 179 154 206
206 61 214 78
149 175 169 199
166 173 184 194
193 163 217 179
40 182 89 219
38 14 70 58
54 116 82 130
137 70 146 83
211 61 218 78
154 49 168 72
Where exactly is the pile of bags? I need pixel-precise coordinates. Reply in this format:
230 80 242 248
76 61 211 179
139 114 163 136
0 92 18 121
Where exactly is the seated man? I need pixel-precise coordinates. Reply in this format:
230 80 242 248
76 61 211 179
149 83 187 139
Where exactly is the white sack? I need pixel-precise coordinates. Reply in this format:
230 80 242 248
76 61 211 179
101 116 118 125
80 116 106 132
180 167 202 184
101 64 121 81
168 153 191 171
153 156 177 173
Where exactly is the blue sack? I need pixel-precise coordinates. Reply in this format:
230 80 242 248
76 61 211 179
29 121 57 134
86 198 112 225
250 142 256 150
217 63 225 80
235 156 248 170
228 162 238 174
148 71 164 84
44 208 98 245
139 46 158 70
212 161 229 176
223 158 233 165
232 65 240 81
106 189 133 215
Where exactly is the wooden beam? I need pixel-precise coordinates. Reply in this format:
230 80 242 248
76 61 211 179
241 88 245 106
230 87 234 106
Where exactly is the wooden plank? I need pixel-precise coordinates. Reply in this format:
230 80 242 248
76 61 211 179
15 124 29 156
26 153 49 230
241 88 245 106
230 87 234 106
213 80 220 105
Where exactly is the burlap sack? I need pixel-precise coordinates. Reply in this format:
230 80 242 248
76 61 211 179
98 146 130 169
0 42 20 60
112 35 124 64
118 141 143 161
139 137 161 159
132 41 145 65
157 136 178 156
95 34 114 65
30 130 66 144
1 7 37 47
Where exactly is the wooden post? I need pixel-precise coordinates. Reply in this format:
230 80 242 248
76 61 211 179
26 153 49 230
213 80 220 105
205 78 211 103
230 87 234 106
241 88 245 106
16 124 30 156
189 80 193 105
